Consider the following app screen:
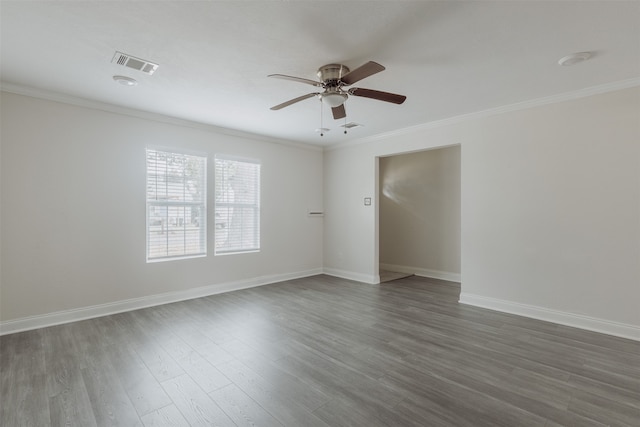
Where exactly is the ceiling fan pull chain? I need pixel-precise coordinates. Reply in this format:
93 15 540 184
344 115 347 134
320 98 324 137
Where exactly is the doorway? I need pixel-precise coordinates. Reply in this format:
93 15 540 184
377 145 461 283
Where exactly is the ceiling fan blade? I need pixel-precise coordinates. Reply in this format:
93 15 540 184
348 88 406 104
340 61 386 85
332 104 346 120
268 74 323 87
270 93 319 110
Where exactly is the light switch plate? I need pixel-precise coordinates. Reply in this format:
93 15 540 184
364 197 371 206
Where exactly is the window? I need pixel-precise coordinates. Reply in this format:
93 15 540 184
215 155 260 255
146 148 206 262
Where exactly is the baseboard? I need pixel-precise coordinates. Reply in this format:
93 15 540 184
459 293 640 341
379 263 461 283
323 268 379 284
0 268 323 336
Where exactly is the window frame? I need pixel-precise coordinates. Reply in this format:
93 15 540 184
145 147 207 263
214 154 261 256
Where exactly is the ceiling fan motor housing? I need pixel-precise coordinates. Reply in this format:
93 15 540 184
317 64 350 85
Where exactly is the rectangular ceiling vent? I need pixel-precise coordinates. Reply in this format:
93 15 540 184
111 51 158 75
340 122 363 129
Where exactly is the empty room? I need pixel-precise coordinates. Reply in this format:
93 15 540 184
1 1 639 426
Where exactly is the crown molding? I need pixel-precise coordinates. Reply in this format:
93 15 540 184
326 77 640 152
4 77 638 154
0 82 323 153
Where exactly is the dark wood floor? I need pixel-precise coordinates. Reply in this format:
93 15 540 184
1 275 639 426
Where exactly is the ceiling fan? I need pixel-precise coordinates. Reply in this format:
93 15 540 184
268 61 406 120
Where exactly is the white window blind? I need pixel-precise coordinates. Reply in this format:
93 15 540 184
146 148 207 262
215 155 260 255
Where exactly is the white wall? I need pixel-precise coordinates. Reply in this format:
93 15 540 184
2 86 639 340
324 86 640 339
0 92 323 327
379 146 461 280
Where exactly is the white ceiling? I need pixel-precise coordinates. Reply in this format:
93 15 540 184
1 1 639 147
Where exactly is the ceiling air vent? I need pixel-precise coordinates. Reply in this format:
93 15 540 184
111 51 158 75
340 122 363 129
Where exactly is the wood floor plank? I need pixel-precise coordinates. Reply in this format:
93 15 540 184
160 374 235 427
272 343 404 410
404 350 607 426
178 329 235 366
406 342 575 410
140 404 190 427
568 389 640 426
392 395 484 427
177 352 232 393
14 363 50 427
49 387 98 427
567 373 640 410
42 325 97 427
43 325 84 397
132 338 186 383
380 364 548 427
0 330 50 427
81 349 143 427
209 383 284 427
157 331 200 362
107 342 173 417
219 339 332 412
216 359 331 427
312 391 429 427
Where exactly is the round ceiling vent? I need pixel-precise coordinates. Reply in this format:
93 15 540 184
558 52 592 66
113 75 138 86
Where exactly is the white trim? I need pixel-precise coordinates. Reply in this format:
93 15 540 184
323 268 380 284
379 263 461 283
326 77 640 151
459 293 640 342
0 83 322 153
0 268 323 336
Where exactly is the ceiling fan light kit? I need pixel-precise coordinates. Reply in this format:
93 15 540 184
322 91 348 107
269 61 406 135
